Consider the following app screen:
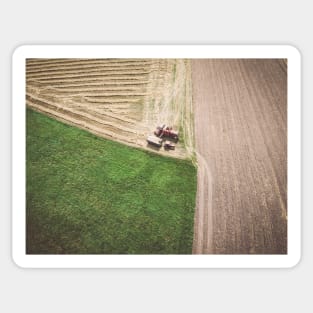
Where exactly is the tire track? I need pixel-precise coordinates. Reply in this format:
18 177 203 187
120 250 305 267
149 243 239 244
193 152 214 254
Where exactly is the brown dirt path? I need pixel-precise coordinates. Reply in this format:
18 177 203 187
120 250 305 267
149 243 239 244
192 59 287 254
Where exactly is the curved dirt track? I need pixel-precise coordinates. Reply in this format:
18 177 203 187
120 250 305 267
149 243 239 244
192 59 287 254
192 152 213 253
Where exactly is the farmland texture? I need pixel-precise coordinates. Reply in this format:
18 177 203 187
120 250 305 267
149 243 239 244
26 58 195 159
192 59 287 254
26 109 197 254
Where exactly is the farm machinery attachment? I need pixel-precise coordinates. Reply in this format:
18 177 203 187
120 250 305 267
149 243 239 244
146 124 179 150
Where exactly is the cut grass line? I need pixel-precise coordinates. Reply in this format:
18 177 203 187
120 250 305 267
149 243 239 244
28 81 150 87
27 59 156 68
27 70 152 80
27 66 153 75
26 95 137 135
27 75 149 83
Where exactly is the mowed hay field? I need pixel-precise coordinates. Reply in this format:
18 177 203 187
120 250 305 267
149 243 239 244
26 109 197 254
192 59 287 254
26 58 195 159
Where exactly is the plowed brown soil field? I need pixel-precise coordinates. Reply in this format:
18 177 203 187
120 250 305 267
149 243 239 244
26 58 195 159
192 59 287 254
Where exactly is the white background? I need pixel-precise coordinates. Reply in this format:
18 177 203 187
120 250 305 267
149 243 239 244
1 0 311 312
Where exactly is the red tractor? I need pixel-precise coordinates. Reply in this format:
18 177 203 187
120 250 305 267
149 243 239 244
154 124 179 142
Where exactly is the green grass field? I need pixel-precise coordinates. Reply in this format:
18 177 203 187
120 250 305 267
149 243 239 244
26 109 197 254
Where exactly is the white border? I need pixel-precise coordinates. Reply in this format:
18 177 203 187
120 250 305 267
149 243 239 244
12 45 301 268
